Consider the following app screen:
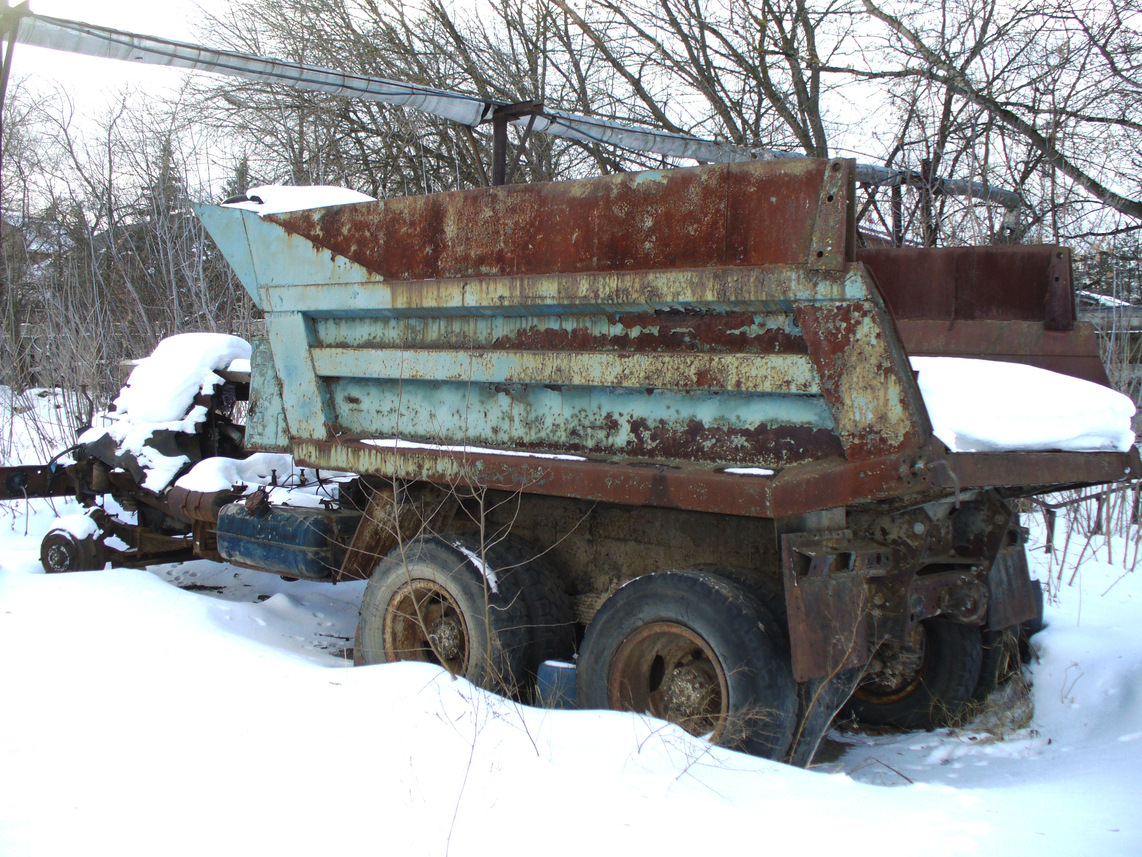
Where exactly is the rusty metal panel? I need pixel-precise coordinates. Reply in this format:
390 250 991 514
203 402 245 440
245 339 290 452
288 439 938 520
796 275 931 460
311 348 819 394
933 448 1139 490
858 245 1074 329
1 464 75 500
194 157 1134 521
260 265 859 318
267 160 832 280
193 202 387 311
896 319 1111 386
326 379 841 467
781 531 880 682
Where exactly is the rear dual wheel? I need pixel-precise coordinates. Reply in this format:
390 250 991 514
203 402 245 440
577 570 797 760
846 618 982 730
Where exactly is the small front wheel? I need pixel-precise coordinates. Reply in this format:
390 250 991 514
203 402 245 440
577 570 797 760
40 520 107 573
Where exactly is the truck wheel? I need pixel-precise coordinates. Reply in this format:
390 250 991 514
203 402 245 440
973 627 1020 701
577 570 797 760
847 618 982 730
40 528 106 573
355 536 530 697
479 536 576 674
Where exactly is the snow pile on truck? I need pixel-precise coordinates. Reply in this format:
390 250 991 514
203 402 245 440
222 185 376 215
913 356 1136 453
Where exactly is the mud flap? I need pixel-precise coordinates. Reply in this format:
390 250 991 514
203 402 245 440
786 667 863 767
781 531 884 682
986 547 1039 630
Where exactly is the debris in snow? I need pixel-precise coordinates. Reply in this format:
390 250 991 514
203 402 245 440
1077 289 1133 308
222 185 376 215
912 357 1136 453
79 333 252 493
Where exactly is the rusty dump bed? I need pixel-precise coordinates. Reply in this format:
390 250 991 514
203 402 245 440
195 158 1136 519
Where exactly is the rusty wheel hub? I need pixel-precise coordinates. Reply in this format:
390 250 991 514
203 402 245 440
856 625 927 703
384 580 470 675
608 622 729 739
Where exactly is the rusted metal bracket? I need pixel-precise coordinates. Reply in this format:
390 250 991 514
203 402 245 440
483 100 543 186
807 158 854 271
905 570 988 627
781 530 886 682
986 548 1038 629
1045 247 1075 331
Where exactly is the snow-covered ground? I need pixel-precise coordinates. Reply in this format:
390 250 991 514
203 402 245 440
1 492 1140 852
2 358 1141 856
2 495 1140 856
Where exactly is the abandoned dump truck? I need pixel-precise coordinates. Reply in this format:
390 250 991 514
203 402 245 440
3 157 1136 765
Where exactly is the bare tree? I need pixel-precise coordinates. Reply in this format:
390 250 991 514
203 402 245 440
861 0 1142 225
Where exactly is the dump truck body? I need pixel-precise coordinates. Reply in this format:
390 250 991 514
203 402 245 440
5 157 1136 764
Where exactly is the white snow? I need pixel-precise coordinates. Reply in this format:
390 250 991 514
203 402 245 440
175 453 297 492
453 542 499 593
0 387 83 467
174 454 353 508
912 357 1137 453
2 497 1141 855
724 467 776 476
223 185 376 215
110 333 251 424
3 396 1142 856
45 512 100 541
1078 289 1133 308
364 437 588 461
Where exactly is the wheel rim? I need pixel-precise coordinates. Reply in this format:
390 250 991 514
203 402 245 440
383 580 470 675
608 622 729 740
854 624 928 705
43 537 76 573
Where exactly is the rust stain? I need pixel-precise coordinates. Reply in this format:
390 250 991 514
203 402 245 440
798 299 927 460
490 310 808 354
269 159 829 281
624 417 844 465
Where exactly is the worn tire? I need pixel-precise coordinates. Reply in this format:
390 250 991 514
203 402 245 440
973 627 1021 701
355 536 530 696
847 618 982 731
478 536 576 675
40 527 106 573
577 570 798 760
